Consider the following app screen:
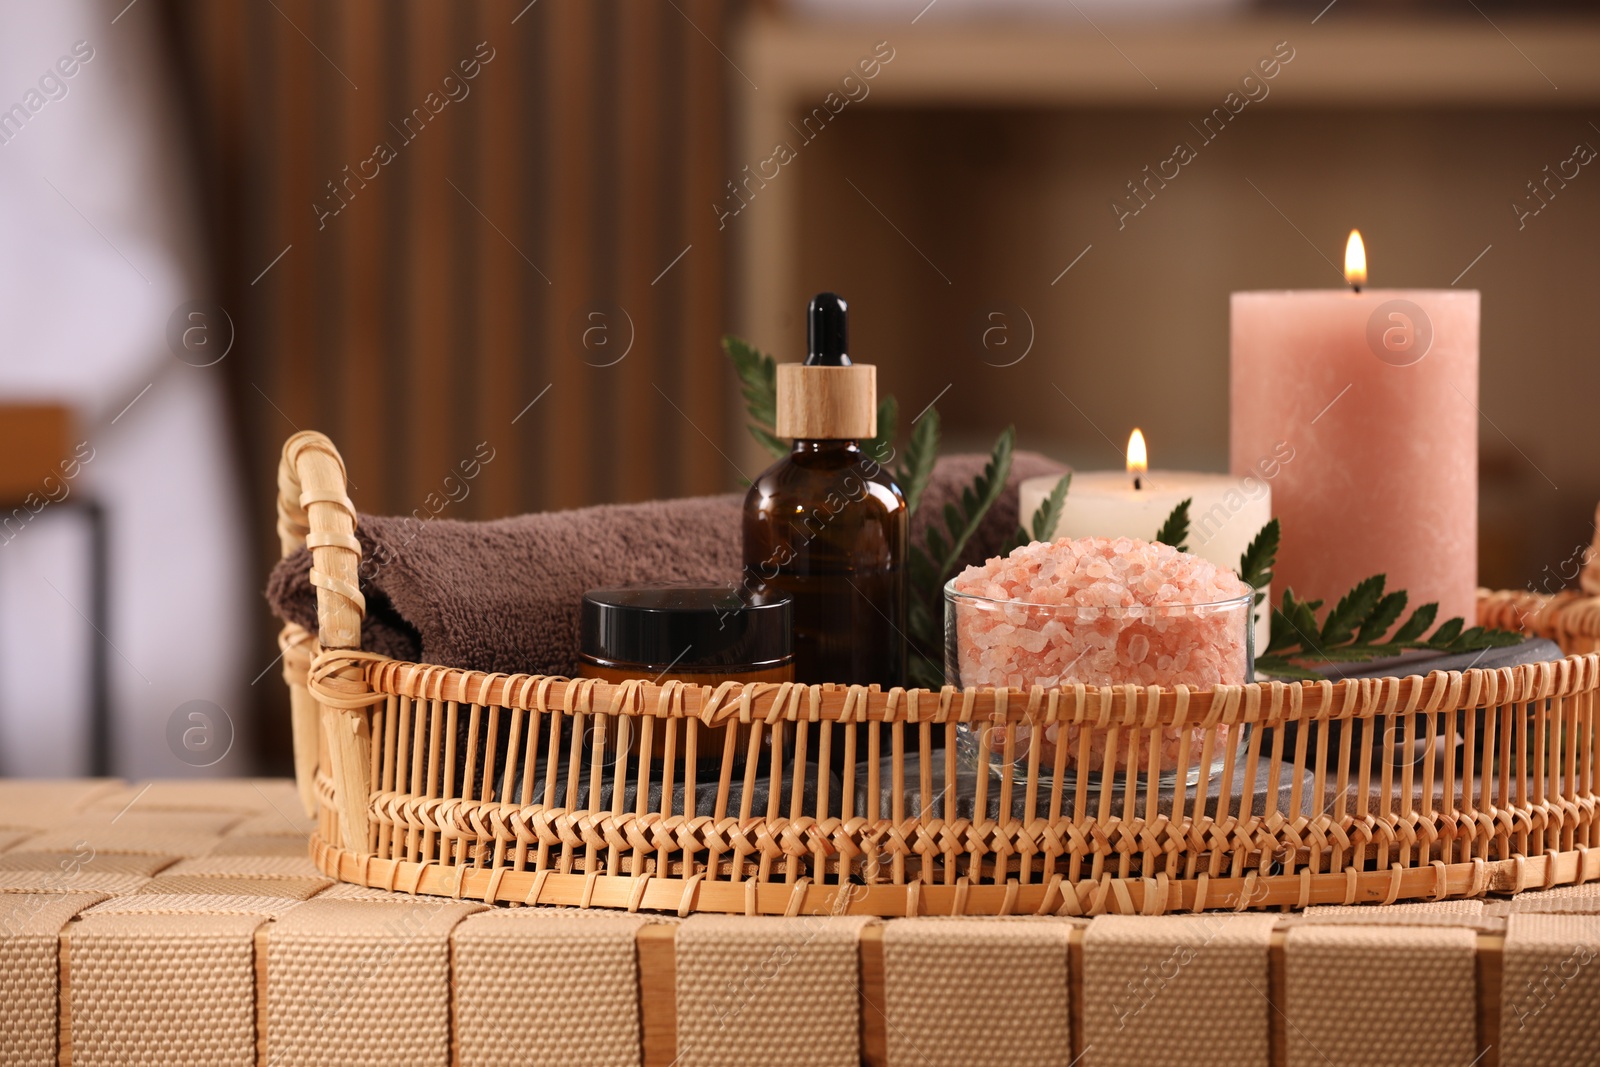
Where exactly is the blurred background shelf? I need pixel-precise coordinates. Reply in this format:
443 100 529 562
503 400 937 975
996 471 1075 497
741 13 1600 104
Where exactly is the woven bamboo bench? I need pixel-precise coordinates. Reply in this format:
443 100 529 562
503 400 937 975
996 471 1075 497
277 430 1600 916
8 780 1600 1067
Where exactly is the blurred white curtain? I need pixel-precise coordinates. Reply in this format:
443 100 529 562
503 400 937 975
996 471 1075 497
0 0 250 777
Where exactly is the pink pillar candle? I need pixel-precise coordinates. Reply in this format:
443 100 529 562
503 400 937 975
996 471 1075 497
1230 288 1479 624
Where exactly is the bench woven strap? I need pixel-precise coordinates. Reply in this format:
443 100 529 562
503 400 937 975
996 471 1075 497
454 910 657 1067
163 854 323 879
0 892 105 1067
1489 881 1600 914
0 870 153 894
1286 924 1477 1066
674 913 875 1066
67 911 268 1067
85 892 305 917
129 874 330 899
265 898 484 1067
882 917 1075 1067
1082 913 1279 1066
1501 913 1600 1065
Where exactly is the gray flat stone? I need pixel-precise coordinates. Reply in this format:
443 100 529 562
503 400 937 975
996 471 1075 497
853 742 1319 822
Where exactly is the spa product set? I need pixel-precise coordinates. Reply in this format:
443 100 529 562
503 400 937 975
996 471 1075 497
267 229 1600 920
579 258 1514 722
579 292 910 692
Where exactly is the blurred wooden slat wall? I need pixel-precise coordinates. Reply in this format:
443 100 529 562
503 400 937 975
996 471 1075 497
166 0 737 772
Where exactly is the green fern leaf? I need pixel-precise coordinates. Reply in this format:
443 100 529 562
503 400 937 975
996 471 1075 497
722 335 785 459
1237 519 1279 605
895 407 940 514
1154 498 1192 552
862 395 899 470
1031 473 1071 541
1354 590 1408 646
1391 603 1438 645
1319 574 1386 647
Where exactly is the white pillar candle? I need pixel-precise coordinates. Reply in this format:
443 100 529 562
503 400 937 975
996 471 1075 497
1020 431 1273 650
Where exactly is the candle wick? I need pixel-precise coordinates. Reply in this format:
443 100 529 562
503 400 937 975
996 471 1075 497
1134 476 1142 491
1352 284 1362 294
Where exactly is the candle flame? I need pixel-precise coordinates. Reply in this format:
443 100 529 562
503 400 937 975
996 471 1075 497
1344 229 1367 288
1126 428 1148 479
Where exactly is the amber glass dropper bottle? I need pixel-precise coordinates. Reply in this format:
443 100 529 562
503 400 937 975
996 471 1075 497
742 292 907 686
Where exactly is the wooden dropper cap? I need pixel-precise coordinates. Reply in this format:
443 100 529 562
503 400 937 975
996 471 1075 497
774 292 877 440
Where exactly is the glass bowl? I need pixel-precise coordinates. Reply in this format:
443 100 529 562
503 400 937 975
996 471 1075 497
945 580 1254 783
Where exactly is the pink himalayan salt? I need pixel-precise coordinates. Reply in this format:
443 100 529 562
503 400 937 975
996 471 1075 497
952 536 1252 771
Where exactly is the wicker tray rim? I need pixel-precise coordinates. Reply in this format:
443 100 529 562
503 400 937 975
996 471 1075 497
306 641 1600 726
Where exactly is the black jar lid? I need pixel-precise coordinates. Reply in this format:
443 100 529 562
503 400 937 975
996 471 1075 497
581 585 792 669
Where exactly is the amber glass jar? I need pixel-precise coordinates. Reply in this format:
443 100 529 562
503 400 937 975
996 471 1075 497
578 585 792 760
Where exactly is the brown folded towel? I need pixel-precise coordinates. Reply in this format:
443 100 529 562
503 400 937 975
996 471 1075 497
265 452 1067 676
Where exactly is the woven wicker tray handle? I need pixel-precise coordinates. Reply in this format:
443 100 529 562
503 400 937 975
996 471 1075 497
276 430 363 648
276 431 371 836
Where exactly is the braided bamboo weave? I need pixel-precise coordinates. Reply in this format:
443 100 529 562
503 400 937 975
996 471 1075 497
278 431 1600 916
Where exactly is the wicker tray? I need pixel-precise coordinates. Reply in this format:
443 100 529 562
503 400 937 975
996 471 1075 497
277 430 1600 916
